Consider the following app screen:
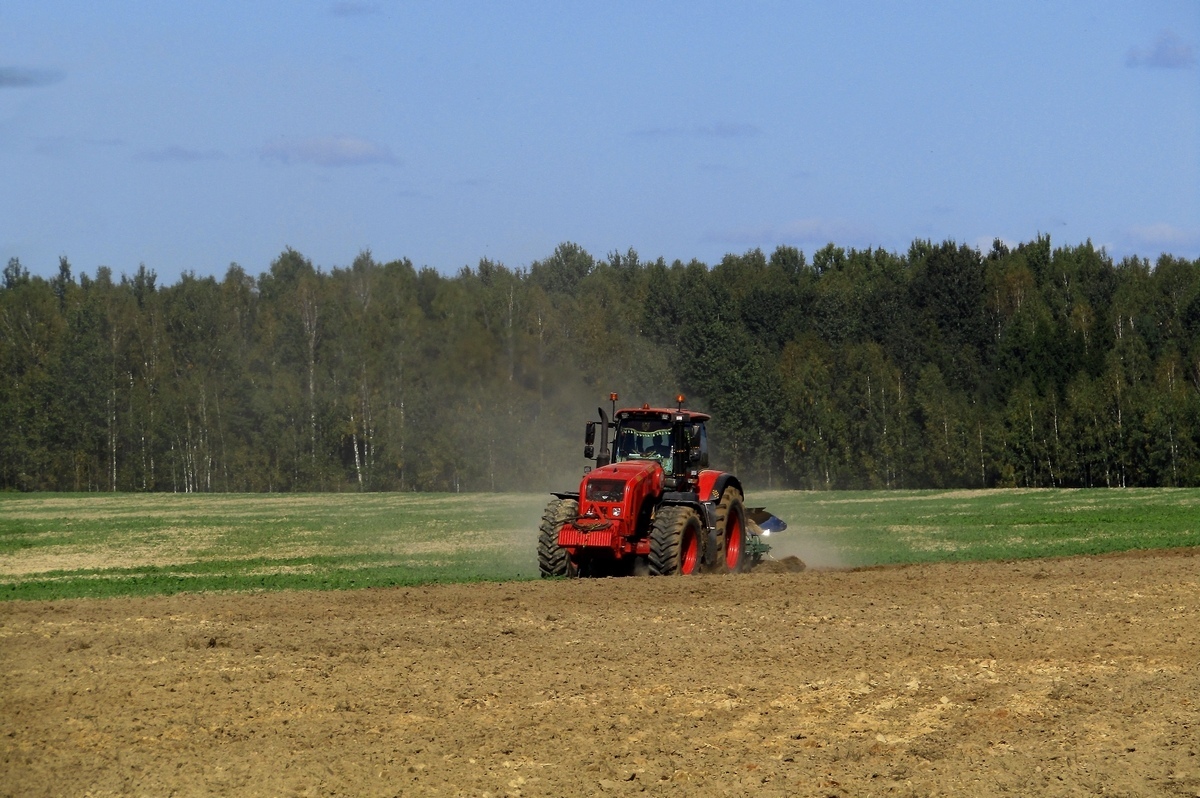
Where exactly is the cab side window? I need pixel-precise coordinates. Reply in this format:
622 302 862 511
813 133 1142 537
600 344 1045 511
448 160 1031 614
691 423 709 468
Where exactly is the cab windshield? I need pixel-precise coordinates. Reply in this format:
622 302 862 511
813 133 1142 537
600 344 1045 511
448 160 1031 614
613 419 673 467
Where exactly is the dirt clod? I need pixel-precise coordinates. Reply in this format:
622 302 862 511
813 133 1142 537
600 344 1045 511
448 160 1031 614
754 555 806 573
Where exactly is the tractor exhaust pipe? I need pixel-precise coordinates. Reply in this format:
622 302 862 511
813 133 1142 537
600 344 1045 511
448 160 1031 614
597 407 612 467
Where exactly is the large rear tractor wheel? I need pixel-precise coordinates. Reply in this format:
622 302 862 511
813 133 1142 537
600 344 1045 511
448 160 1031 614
715 487 749 574
538 498 579 578
649 506 703 576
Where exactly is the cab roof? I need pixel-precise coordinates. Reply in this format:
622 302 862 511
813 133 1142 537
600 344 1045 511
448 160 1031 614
616 406 711 424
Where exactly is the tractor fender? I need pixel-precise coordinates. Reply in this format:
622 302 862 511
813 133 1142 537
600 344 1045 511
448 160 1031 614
695 473 744 567
697 471 742 504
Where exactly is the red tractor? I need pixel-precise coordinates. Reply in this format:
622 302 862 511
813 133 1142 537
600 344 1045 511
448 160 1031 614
538 393 773 577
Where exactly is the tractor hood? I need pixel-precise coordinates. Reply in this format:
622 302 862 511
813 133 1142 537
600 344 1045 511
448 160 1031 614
579 459 663 508
583 459 663 490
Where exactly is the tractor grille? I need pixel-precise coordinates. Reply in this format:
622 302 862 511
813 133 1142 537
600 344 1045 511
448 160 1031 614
559 526 618 549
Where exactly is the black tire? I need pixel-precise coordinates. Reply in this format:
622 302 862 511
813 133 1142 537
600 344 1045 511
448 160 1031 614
537 498 579 578
648 506 703 576
715 487 749 574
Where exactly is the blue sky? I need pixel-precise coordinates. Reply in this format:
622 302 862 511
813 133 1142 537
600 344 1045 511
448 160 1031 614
2 1 1197 283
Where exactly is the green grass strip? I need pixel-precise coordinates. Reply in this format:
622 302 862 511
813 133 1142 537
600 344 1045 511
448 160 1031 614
1 488 1197 600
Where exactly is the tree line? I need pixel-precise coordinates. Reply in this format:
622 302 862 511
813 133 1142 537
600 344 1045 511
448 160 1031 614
3 236 1200 493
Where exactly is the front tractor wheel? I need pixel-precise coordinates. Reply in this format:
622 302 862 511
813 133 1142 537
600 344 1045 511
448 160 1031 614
537 498 579 578
649 506 703 576
715 487 749 574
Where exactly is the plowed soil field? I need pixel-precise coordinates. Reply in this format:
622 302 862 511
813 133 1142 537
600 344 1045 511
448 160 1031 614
3 550 1199 797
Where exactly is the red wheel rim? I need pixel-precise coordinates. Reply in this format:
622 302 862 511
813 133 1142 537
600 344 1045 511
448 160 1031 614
726 513 742 570
680 525 699 574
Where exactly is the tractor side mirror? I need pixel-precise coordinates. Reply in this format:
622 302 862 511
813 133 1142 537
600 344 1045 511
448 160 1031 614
584 421 596 459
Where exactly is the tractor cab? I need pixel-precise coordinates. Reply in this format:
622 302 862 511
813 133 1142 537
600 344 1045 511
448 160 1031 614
610 401 710 489
582 396 710 485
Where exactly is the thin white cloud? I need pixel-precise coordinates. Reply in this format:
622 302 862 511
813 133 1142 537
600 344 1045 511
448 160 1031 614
330 1 380 17
697 122 761 139
34 135 123 158
259 135 398 167
705 216 876 249
631 123 762 140
0 67 64 88
1126 222 1200 253
1126 30 1195 69
135 146 224 163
